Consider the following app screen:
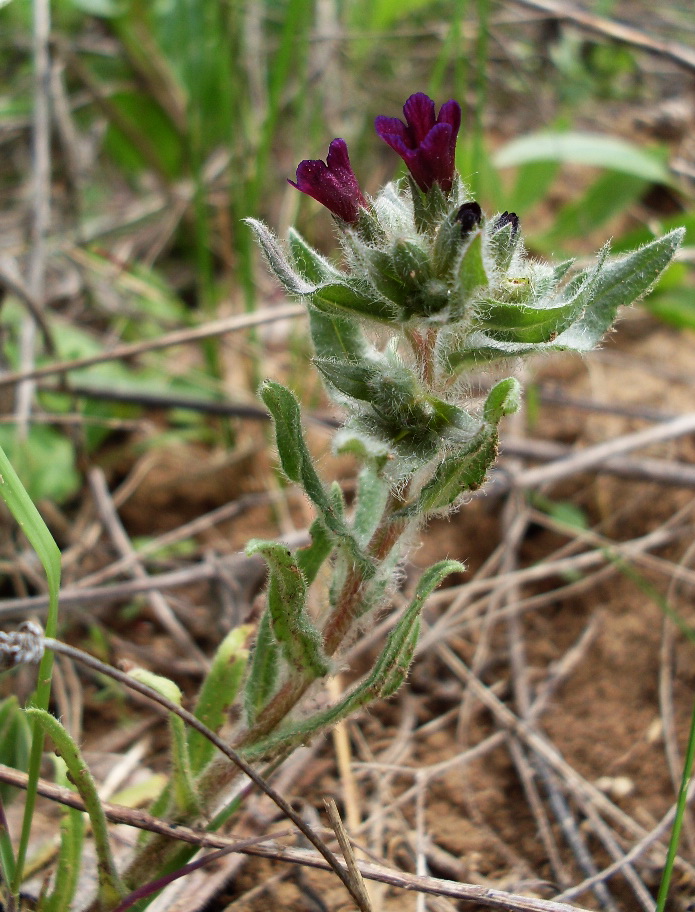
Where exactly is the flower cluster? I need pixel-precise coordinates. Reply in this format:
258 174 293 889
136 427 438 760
250 90 682 418
289 92 462 222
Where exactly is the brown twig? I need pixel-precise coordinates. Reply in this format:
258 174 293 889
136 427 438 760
0 762 598 912
510 0 695 72
16 0 52 437
39 637 365 910
88 467 209 668
501 437 695 491
510 413 695 491
435 644 695 879
0 304 305 390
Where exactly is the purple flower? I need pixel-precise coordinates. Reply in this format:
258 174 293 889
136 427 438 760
375 93 462 193
288 138 367 223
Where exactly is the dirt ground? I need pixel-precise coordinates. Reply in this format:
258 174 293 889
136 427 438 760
195 319 695 912
29 311 687 912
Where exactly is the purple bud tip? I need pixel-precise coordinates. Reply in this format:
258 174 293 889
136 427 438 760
455 201 482 235
288 138 367 223
375 92 462 193
494 211 520 236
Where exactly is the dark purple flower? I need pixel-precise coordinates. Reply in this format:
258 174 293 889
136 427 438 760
374 93 462 193
288 138 367 223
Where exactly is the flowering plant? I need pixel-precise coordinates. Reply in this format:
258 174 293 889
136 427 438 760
0 93 683 911
232 93 683 774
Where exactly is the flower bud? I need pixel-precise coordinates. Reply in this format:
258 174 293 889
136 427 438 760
289 138 368 223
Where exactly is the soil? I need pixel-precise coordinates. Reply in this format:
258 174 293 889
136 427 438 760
61 315 694 912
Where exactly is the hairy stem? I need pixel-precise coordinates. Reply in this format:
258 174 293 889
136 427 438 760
194 495 408 810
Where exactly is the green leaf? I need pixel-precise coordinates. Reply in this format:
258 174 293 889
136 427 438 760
246 540 330 680
243 560 464 761
353 465 390 549
128 669 200 817
362 247 413 306
312 281 397 323
42 757 85 912
296 518 334 586
556 228 685 350
538 171 649 247
455 230 488 312
333 426 390 463
508 160 560 215
444 230 684 368
189 626 251 773
408 178 451 233
288 228 342 284
367 560 465 698
391 238 432 288
0 427 80 504
432 208 476 277
379 619 420 699
487 220 519 272
401 430 498 516
483 378 522 423
476 295 584 344
244 611 280 726
314 358 374 402
260 381 373 575
26 709 126 908
494 131 672 185
245 219 314 296
308 307 368 363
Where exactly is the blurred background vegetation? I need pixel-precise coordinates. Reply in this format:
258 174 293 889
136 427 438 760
0 0 693 507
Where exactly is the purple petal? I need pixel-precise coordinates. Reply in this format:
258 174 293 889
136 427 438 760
437 100 462 134
288 138 366 223
417 122 456 191
374 115 413 155
326 137 353 172
375 93 462 192
402 93 437 145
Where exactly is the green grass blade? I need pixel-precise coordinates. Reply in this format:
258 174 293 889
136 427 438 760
42 758 85 912
0 443 61 894
494 131 672 185
0 797 16 889
656 696 695 912
0 444 61 608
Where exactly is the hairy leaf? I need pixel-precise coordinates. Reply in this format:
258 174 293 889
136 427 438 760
246 540 329 680
244 611 280 726
260 381 374 575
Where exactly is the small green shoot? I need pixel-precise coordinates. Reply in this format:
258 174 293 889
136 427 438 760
0 444 61 895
